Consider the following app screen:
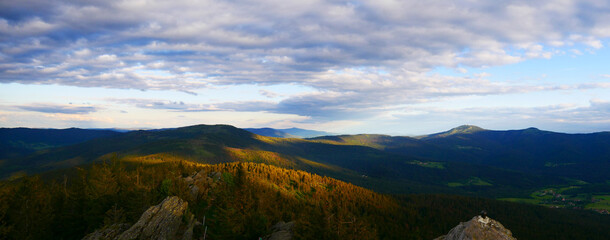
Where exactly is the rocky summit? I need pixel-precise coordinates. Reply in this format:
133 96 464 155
434 215 517 240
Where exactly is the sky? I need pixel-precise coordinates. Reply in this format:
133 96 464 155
1 0 609 135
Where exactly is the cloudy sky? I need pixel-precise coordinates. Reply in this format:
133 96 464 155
1 0 609 135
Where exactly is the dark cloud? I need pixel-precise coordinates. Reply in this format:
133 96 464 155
17 103 98 114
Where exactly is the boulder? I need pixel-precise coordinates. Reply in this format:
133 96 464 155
192 169 204 179
184 176 194 185
434 216 516 240
263 221 294 240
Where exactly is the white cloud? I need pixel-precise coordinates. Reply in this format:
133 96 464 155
259 89 279 98
0 17 57 36
96 54 118 62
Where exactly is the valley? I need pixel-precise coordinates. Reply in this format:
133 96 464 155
501 186 610 214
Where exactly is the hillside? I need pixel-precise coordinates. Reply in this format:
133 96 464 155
0 161 409 239
0 125 260 178
420 127 610 181
313 126 610 183
1 160 609 240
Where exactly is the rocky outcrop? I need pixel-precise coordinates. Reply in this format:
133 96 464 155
184 169 224 200
83 196 194 240
118 196 188 240
263 221 294 240
82 223 130 240
434 216 516 240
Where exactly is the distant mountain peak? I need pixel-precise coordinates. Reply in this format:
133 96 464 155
418 125 485 139
451 125 485 133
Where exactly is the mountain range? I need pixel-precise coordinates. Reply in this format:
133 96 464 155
0 124 609 239
2 125 609 196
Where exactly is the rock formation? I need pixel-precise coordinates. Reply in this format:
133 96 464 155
83 196 194 240
82 224 130 240
117 196 188 240
184 169 224 200
262 221 294 240
434 215 516 240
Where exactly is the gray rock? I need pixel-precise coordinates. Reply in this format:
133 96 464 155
181 214 196 240
193 170 206 180
184 176 194 185
435 216 516 240
212 172 222 181
190 185 200 199
118 196 188 240
263 221 294 240
82 223 130 240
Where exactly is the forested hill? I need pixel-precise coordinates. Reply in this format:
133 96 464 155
1 160 609 239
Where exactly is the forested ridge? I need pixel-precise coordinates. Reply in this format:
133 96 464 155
1 158 609 240
1 125 579 199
